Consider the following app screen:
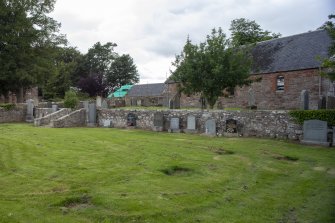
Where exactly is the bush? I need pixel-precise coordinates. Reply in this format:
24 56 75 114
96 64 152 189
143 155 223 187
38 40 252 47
64 90 79 109
0 103 16 110
289 110 335 125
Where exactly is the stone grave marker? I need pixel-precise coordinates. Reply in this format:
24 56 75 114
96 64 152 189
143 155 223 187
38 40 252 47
52 104 58 112
96 96 102 107
102 119 112 128
205 119 216 136
168 117 180 133
101 100 108 109
248 88 256 109
153 112 164 131
301 120 330 146
333 127 335 147
184 115 197 133
26 99 34 123
83 101 89 123
127 113 136 127
87 102 96 127
300 90 309 110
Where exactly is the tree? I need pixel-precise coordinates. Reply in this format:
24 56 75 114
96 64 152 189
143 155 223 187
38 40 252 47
320 14 335 81
0 0 66 102
229 18 281 47
77 73 107 97
171 28 252 109
106 54 139 91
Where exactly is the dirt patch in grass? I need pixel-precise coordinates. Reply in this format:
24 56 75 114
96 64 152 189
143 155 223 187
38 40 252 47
274 155 299 162
209 147 235 155
161 166 193 176
56 194 92 208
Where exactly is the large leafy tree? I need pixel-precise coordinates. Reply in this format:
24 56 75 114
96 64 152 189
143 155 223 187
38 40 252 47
106 54 139 91
0 0 66 102
320 14 335 81
171 28 252 108
76 42 139 96
229 18 281 47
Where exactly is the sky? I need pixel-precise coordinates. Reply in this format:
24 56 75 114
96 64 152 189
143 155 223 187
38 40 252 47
50 0 334 84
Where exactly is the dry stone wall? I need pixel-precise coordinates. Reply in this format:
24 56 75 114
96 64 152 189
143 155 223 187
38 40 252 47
52 109 86 128
97 109 303 140
0 106 26 123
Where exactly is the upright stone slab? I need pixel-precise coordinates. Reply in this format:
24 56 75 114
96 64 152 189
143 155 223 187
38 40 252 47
26 99 34 122
333 127 335 147
300 90 309 110
248 88 256 109
301 120 330 146
168 117 180 133
52 104 58 112
153 112 164 131
87 102 96 127
96 96 102 107
102 119 112 128
83 101 89 123
184 115 197 133
101 100 108 109
205 119 216 136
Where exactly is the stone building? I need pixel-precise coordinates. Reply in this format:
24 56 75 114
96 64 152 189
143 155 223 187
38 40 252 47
168 29 334 110
125 83 167 107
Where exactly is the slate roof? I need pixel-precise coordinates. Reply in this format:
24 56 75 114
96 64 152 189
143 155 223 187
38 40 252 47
251 29 332 74
127 83 166 97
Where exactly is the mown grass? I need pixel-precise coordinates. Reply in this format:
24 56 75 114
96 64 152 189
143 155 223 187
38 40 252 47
0 123 334 223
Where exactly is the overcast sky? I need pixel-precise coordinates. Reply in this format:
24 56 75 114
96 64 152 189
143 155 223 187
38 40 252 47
51 0 334 84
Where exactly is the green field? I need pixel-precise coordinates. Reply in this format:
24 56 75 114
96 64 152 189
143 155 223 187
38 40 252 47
0 124 334 223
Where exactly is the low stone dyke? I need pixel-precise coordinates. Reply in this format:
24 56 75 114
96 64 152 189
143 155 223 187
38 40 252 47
0 106 26 123
52 109 86 128
34 108 71 126
97 109 303 140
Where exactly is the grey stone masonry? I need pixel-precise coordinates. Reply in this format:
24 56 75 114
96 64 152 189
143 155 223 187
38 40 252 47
52 109 86 128
34 108 71 126
97 109 303 140
301 120 330 146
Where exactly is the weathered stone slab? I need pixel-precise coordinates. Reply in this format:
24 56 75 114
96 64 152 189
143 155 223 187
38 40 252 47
26 99 34 123
88 102 96 127
300 90 309 110
184 115 197 133
96 96 102 107
168 117 180 133
101 100 108 109
153 112 164 131
205 119 216 136
301 120 330 146
102 119 112 128
52 104 58 113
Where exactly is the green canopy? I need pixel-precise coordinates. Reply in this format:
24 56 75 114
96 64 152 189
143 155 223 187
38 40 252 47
107 84 133 98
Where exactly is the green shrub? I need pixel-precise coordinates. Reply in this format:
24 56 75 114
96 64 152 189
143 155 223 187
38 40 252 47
289 110 335 125
0 103 16 110
64 90 79 109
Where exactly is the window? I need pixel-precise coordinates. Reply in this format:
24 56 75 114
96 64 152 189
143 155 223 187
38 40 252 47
276 76 284 91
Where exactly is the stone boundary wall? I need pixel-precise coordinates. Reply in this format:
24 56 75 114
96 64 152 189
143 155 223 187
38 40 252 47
35 108 54 119
0 107 26 123
34 108 71 126
52 109 86 128
97 109 303 140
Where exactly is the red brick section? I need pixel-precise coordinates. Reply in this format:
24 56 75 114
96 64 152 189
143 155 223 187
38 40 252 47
172 68 332 110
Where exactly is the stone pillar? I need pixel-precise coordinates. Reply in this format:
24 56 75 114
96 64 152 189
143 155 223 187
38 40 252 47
96 96 102 107
26 99 34 123
87 102 96 127
52 103 58 112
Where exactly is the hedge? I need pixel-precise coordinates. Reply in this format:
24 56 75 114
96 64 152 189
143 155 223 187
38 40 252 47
0 103 16 110
289 110 335 126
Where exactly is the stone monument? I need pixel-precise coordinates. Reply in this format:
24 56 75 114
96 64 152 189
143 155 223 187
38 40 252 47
205 119 216 136
26 99 34 123
248 88 256 109
96 96 102 107
301 120 330 146
300 90 309 110
168 117 180 133
87 102 96 127
153 112 164 131
184 115 197 134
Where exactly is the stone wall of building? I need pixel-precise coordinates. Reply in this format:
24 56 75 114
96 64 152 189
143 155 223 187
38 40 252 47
52 109 86 128
97 109 303 140
0 106 26 123
170 68 332 110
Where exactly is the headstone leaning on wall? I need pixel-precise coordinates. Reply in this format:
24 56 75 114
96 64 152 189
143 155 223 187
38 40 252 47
301 120 330 146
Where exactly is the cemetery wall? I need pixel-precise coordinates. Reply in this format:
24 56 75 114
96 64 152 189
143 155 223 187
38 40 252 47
53 109 86 128
97 109 303 140
0 106 26 123
34 108 71 126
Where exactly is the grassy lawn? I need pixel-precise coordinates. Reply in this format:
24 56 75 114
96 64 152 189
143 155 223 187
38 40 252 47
0 124 334 223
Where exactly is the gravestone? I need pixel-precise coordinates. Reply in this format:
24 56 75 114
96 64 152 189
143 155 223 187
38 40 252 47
205 119 216 136
168 117 180 133
87 102 96 127
83 101 89 123
127 113 136 127
333 127 335 147
184 115 197 134
96 96 102 107
102 119 112 128
301 120 330 146
300 90 309 110
153 112 164 131
26 99 34 122
52 104 58 112
101 100 108 109
248 88 256 109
